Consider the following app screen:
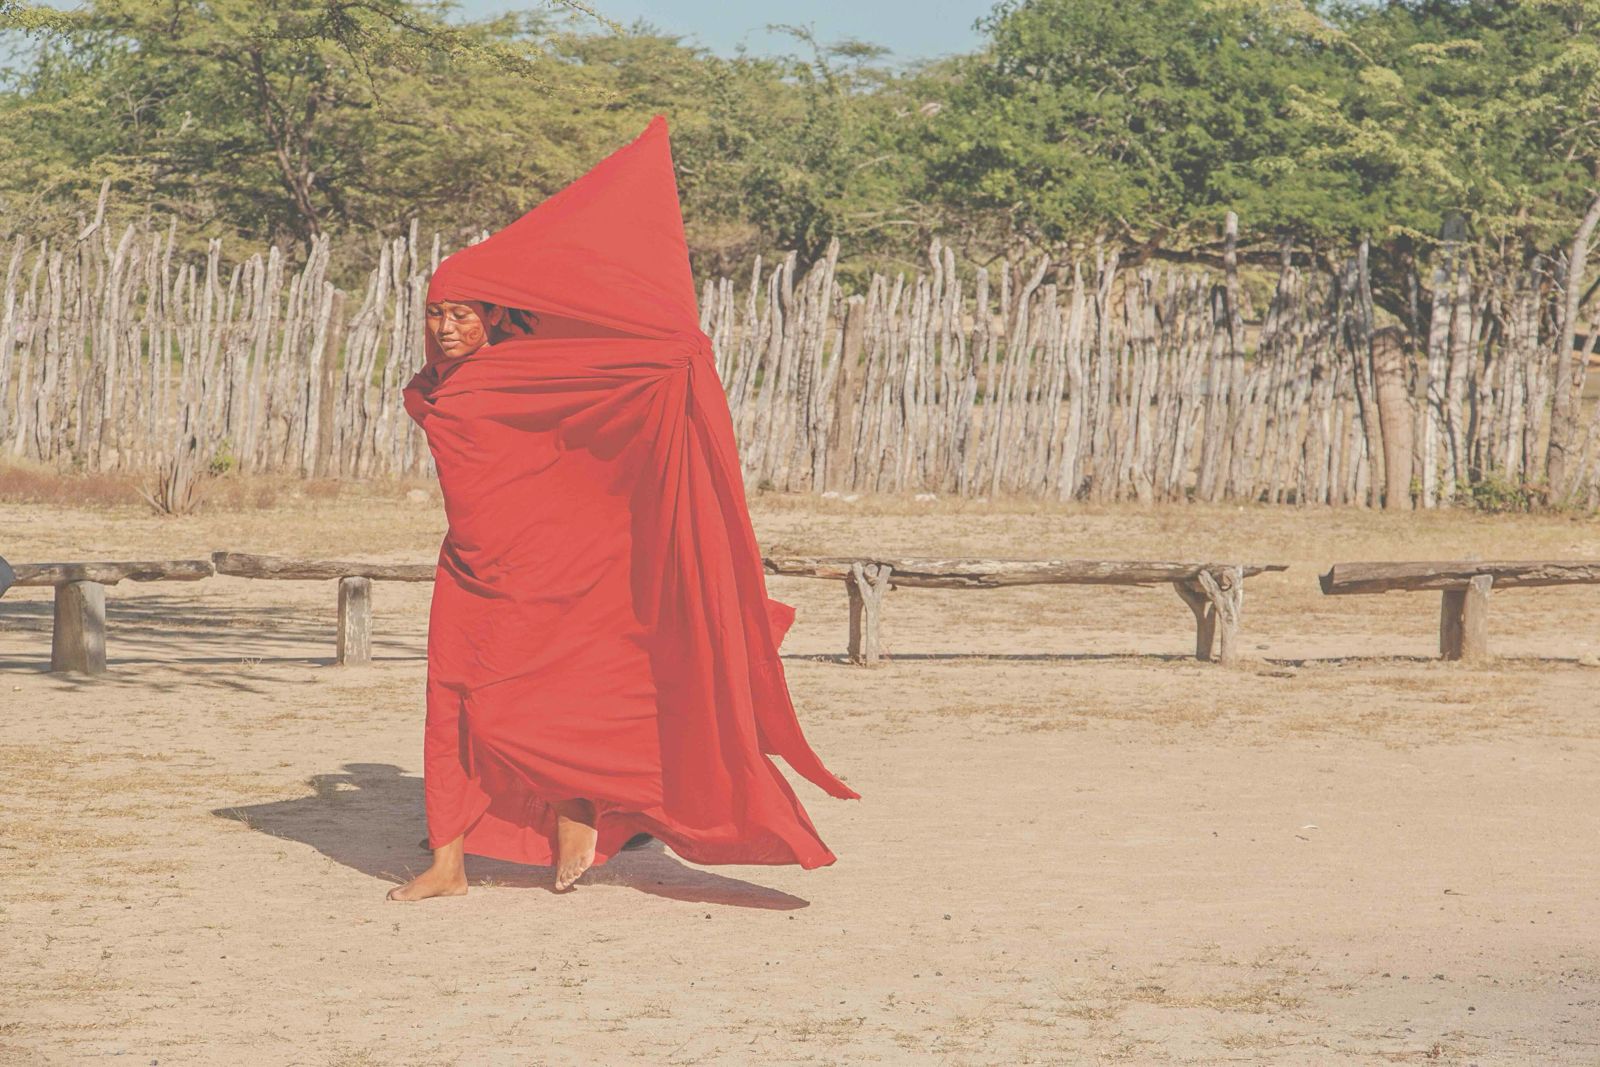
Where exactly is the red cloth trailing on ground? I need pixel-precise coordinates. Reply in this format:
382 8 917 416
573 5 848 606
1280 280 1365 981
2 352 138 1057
401 115 858 872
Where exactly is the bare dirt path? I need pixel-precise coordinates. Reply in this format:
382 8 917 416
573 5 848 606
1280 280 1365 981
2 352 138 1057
2 488 1597 1064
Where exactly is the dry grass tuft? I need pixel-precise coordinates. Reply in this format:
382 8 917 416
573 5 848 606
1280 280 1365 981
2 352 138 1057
0 462 432 521
327 1048 385 1067
0 464 142 510
1124 977 1308 1014
138 442 207 516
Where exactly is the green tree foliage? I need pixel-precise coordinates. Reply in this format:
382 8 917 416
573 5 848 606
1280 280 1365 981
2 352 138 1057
711 27 928 271
0 2 930 278
554 24 932 276
908 0 1364 255
0 0 627 267
1273 0 1600 319
1317 0 1600 248
898 0 1600 318
2 0 1599 298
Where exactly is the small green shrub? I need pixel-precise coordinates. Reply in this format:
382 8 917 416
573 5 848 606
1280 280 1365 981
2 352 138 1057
207 440 237 476
1459 473 1540 514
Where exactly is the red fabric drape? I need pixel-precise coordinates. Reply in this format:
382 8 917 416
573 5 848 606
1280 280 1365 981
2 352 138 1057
401 115 858 871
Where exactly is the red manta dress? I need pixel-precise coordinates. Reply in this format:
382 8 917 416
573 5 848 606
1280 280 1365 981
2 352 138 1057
400 115 858 872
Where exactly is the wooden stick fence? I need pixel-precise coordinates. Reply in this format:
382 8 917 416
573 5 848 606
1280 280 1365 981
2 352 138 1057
2 203 1597 505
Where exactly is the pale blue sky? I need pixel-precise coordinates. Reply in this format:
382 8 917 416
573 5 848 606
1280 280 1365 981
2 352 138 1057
454 0 996 63
6 2 996 74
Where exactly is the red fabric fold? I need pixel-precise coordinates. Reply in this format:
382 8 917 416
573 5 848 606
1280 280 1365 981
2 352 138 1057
401 115 858 872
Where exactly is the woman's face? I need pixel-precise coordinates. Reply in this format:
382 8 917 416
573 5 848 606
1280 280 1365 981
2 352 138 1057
426 300 501 359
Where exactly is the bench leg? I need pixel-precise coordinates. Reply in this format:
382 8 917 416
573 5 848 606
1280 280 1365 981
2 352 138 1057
1173 581 1217 661
1194 567 1244 666
51 579 107 675
1439 590 1463 657
1440 575 1492 661
845 562 892 666
337 576 373 666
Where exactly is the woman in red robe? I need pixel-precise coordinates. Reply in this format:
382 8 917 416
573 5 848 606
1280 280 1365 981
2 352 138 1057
388 116 858 901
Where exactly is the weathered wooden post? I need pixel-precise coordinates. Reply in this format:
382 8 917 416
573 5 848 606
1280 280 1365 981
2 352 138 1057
1439 589 1462 657
337 576 373 666
1440 574 1492 661
825 295 865 491
1173 580 1219 661
1372 326 1414 510
51 580 107 675
845 561 892 665
1462 574 1493 660
313 289 347 479
1194 566 1245 666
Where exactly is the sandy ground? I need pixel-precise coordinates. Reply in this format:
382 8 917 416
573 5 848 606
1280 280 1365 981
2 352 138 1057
1 483 1598 1065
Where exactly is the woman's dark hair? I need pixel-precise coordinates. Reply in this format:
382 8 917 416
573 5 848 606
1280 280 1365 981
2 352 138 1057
486 304 540 343
503 306 540 336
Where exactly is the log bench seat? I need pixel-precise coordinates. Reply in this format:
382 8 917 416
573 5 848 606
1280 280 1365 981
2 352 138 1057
210 552 433 667
0 552 432 674
2 550 1288 674
763 557 1289 666
4 558 216 673
1318 560 1600 661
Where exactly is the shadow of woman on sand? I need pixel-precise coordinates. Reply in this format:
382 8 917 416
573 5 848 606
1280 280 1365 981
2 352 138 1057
212 763 810 910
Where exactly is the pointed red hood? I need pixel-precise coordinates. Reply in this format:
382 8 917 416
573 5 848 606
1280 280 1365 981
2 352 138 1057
425 114 699 342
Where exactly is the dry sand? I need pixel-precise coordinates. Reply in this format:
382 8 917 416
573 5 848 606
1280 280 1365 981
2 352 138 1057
1 485 1598 1065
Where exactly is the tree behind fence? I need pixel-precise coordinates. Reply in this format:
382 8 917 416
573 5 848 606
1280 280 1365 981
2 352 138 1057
2 211 1597 507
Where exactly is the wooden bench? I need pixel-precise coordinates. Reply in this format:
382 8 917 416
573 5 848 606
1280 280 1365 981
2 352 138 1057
210 552 433 667
764 557 1289 666
1319 561 1600 661
0 552 432 674
4 559 215 673
2 550 1287 674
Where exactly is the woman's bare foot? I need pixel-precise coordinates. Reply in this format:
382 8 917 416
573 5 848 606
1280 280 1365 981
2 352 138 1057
387 833 467 901
554 799 598 891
